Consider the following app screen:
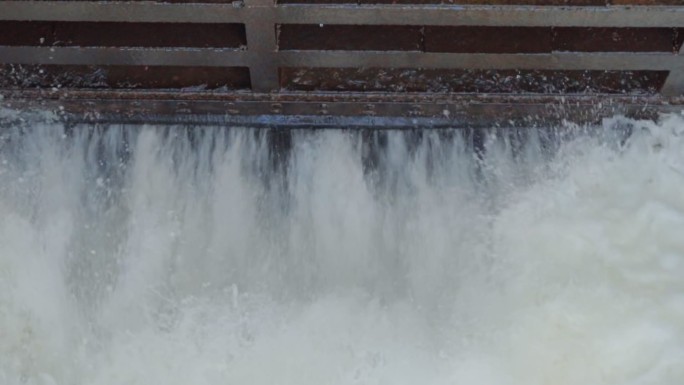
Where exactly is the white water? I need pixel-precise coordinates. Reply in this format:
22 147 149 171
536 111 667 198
1 112 683 385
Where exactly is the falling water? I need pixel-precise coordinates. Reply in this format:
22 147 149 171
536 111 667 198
1 110 683 385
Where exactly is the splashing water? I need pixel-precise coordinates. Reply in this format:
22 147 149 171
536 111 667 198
0 111 683 385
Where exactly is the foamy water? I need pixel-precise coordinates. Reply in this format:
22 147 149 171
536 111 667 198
1 111 683 385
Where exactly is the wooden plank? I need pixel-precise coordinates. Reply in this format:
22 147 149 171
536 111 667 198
0 1 245 23
0 47 248 66
0 47 679 71
661 44 684 96
275 4 684 27
2 1 684 27
278 51 679 70
244 0 279 92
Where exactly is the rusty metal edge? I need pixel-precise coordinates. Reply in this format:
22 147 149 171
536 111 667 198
2 89 683 128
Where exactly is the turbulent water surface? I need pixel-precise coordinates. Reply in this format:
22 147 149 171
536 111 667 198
1 110 683 385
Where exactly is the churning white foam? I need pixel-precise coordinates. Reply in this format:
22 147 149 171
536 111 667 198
0 112 683 385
